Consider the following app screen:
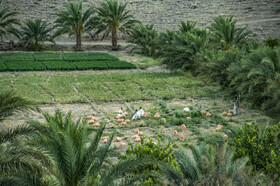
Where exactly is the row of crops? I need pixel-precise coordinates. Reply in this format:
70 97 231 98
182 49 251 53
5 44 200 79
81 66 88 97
0 73 221 103
0 52 136 71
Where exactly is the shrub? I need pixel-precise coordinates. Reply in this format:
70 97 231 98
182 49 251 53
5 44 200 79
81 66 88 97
127 24 158 56
120 137 180 184
230 122 280 181
265 37 279 48
209 16 251 50
198 133 225 145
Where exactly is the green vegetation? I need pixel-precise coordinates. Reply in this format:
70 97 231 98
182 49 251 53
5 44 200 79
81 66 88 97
53 1 94 51
121 137 180 184
91 0 139 50
229 122 280 182
0 52 136 71
0 0 21 40
128 16 280 116
0 73 218 103
162 144 255 185
20 19 54 51
265 37 280 48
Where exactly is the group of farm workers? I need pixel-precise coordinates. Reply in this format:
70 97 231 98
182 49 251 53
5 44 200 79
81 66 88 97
118 107 145 120
183 95 240 115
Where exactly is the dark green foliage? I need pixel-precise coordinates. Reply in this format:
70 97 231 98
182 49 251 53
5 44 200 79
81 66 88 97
33 53 63 61
209 16 251 50
0 52 136 71
27 110 158 185
0 0 21 40
230 122 280 181
89 0 140 50
41 61 75 70
196 46 280 115
53 1 94 51
159 30 208 70
265 37 280 48
72 61 109 70
0 91 37 119
162 144 250 185
4 61 46 71
0 62 7 71
127 24 158 56
63 53 88 61
87 52 119 61
106 60 136 69
20 19 54 51
1 53 34 61
121 137 180 184
198 133 225 145
179 20 196 33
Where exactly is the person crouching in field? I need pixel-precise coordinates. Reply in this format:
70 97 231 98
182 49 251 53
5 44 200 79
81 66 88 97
233 95 240 115
118 107 125 117
132 109 141 120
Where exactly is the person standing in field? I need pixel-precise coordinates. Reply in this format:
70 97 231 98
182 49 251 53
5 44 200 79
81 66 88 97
233 95 240 115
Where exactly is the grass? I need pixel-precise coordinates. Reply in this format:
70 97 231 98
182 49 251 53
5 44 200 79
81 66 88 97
0 72 219 104
0 52 136 71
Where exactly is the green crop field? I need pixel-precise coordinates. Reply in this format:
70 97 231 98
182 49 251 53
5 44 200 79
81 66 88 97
0 52 136 71
0 72 220 104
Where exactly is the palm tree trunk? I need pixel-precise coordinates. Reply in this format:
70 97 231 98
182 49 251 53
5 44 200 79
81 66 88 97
76 33 82 51
112 30 118 51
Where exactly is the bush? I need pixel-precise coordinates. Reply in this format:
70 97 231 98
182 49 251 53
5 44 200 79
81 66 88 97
265 37 280 48
120 137 180 184
127 24 158 56
230 122 280 181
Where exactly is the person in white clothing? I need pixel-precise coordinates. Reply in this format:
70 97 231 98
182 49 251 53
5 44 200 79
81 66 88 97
183 107 190 112
132 109 141 120
138 107 144 116
117 107 125 117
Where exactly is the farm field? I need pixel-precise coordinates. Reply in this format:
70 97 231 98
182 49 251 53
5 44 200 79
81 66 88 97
0 52 136 71
1 70 274 151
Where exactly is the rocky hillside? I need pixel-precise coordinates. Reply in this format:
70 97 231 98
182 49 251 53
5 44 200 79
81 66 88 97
2 0 280 41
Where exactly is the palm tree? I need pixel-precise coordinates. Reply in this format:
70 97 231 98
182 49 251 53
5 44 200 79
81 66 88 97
179 20 196 33
91 0 140 51
209 16 251 50
0 0 21 40
53 0 94 51
28 110 158 185
127 24 158 56
21 19 54 51
0 124 53 185
161 143 250 185
0 91 37 120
